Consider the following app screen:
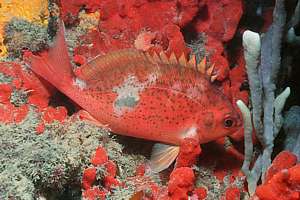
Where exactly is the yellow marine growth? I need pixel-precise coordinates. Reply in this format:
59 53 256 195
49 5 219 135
0 0 49 58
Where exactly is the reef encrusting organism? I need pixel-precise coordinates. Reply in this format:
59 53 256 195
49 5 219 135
0 0 49 58
3 17 49 58
0 60 150 199
0 108 111 199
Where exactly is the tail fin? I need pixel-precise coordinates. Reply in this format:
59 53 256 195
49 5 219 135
24 20 74 90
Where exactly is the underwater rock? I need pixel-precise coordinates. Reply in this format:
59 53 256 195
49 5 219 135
194 0 243 42
195 141 247 199
193 0 244 81
0 109 111 199
59 0 101 25
0 61 56 123
72 0 199 58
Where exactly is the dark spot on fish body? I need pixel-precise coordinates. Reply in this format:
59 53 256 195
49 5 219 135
203 112 214 129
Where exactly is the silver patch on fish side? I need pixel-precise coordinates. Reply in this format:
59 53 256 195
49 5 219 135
181 125 198 139
73 78 87 90
112 73 158 116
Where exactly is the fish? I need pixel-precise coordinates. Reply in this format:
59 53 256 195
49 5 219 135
25 20 242 172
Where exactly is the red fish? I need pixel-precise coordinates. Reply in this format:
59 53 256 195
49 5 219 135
25 21 242 172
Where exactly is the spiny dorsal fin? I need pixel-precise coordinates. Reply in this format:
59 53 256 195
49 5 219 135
178 53 187 66
145 52 153 61
151 51 208 74
206 64 218 82
206 64 215 76
152 52 161 62
159 51 169 64
169 52 178 64
159 52 219 81
197 57 206 74
187 55 196 68
148 51 216 79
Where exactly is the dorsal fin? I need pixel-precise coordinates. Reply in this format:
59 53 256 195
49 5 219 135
169 52 178 64
206 64 215 77
178 53 187 66
159 51 169 64
207 64 218 82
197 57 206 74
187 55 196 68
75 49 147 81
151 51 210 76
76 49 214 84
152 52 161 63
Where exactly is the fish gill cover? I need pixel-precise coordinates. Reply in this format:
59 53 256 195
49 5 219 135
0 0 300 200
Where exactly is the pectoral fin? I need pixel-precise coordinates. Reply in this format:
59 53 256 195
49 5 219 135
149 143 180 173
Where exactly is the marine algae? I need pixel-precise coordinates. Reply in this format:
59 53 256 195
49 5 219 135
0 0 49 58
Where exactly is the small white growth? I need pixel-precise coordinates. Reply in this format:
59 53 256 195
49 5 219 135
181 125 198 139
112 73 159 116
73 78 87 89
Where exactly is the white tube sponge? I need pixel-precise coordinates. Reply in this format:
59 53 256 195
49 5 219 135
274 87 291 137
237 100 261 195
236 99 253 175
243 30 261 58
242 30 264 145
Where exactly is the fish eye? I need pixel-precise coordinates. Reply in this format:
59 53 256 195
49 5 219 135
224 117 234 128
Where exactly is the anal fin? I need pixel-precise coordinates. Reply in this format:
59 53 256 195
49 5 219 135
149 143 180 173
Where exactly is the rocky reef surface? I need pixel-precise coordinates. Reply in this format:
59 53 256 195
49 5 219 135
1 0 300 200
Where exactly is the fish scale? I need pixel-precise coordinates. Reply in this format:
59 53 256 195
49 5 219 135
26 20 242 172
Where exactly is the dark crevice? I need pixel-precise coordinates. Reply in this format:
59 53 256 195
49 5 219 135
48 91 79 115
181 5 209 44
